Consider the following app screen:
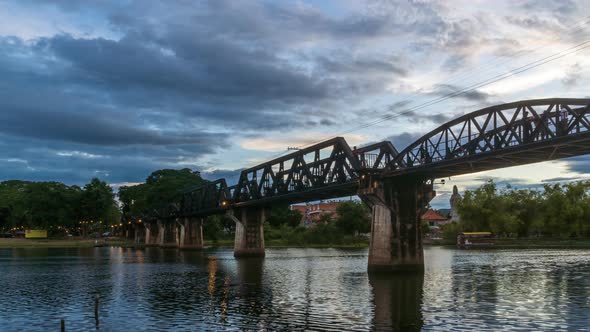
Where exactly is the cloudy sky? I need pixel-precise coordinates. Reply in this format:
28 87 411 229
1 0 589 207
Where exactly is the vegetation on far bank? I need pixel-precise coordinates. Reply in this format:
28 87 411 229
5 167 590 250
0 238 134 248
1 168 371 247
441 180 590 243
0 178 119 235
118 168 206 220
0 169 206 236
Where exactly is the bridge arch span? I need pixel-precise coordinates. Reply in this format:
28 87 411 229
384 98 590 178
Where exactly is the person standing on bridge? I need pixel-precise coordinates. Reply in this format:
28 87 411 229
523 110 534 143
558 106 568 136
353 146 364 167
419 145 431 164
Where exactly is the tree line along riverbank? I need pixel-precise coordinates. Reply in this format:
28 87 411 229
439 180 590 244
3 169 590 249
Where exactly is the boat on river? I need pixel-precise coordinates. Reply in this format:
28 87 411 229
457 232 495 249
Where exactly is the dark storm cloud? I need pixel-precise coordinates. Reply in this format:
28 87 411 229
201 169 243 185
430 84 492 102
390 98 470 127
470 176 531 186
316 55 408 76
387 100 412 111
0 108 224 147
385 132 424 151
47 34 330 102
3 0 475 134
319 119 336 126
541 176 584 183
505 15 562 32
25 3 423 132
397 110 455 125
562 63 582 87
0 133 226 184
562 155 590 174
0 0 547 186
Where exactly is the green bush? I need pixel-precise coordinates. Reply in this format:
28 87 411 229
263 221 368 247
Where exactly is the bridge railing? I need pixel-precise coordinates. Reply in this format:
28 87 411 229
354 141 400 170
178 179 232 217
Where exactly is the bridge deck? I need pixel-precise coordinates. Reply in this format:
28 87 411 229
384 131 590 179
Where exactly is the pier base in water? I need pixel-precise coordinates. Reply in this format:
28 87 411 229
144 221 160 246
360 176 434 273
179 217 204 250
230 208 266 258
159 221 179 248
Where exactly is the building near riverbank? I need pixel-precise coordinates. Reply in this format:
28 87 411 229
421 210 450 227
291 201 342 227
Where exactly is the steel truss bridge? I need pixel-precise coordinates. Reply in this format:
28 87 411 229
149 98 590 219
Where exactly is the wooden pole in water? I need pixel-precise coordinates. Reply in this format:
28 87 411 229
94 294 100 327
61 319 65 332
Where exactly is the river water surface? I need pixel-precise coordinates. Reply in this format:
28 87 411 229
0 247 589 331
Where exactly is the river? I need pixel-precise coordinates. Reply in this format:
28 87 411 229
0 247 589 331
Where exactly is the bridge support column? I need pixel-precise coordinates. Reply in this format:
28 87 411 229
229 208 266 258
158 220 179 248
125 224 135 240
360 176 435 273
134 224 145 245
179 217 204 250
144 221 160 246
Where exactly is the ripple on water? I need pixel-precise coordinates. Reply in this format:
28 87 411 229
0 247 589 331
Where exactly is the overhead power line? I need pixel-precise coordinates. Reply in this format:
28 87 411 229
262 15 590 161
293 38 590 151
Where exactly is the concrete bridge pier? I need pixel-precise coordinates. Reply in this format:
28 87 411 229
134 224 145 244
228 208 267 258
124 224 135 240
159 220 180 248
144 221 160 246
179 217 204 250
359 176 435 272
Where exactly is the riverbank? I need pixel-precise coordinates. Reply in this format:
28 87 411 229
0 238 134 248
426 238 590 249
0 238 369 249
4 237 589 249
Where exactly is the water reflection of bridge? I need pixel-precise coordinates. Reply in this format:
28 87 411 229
133 98 590 272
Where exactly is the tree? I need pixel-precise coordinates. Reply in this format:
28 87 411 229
457 180 521 236
335 201 370 235
0 180 97 232
119 184 148 221
118 168 206 221
267 206 303 228
204 215 225 242
318 213 332 225
80 178 119 225
457 180 590 238
144 169 206 208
